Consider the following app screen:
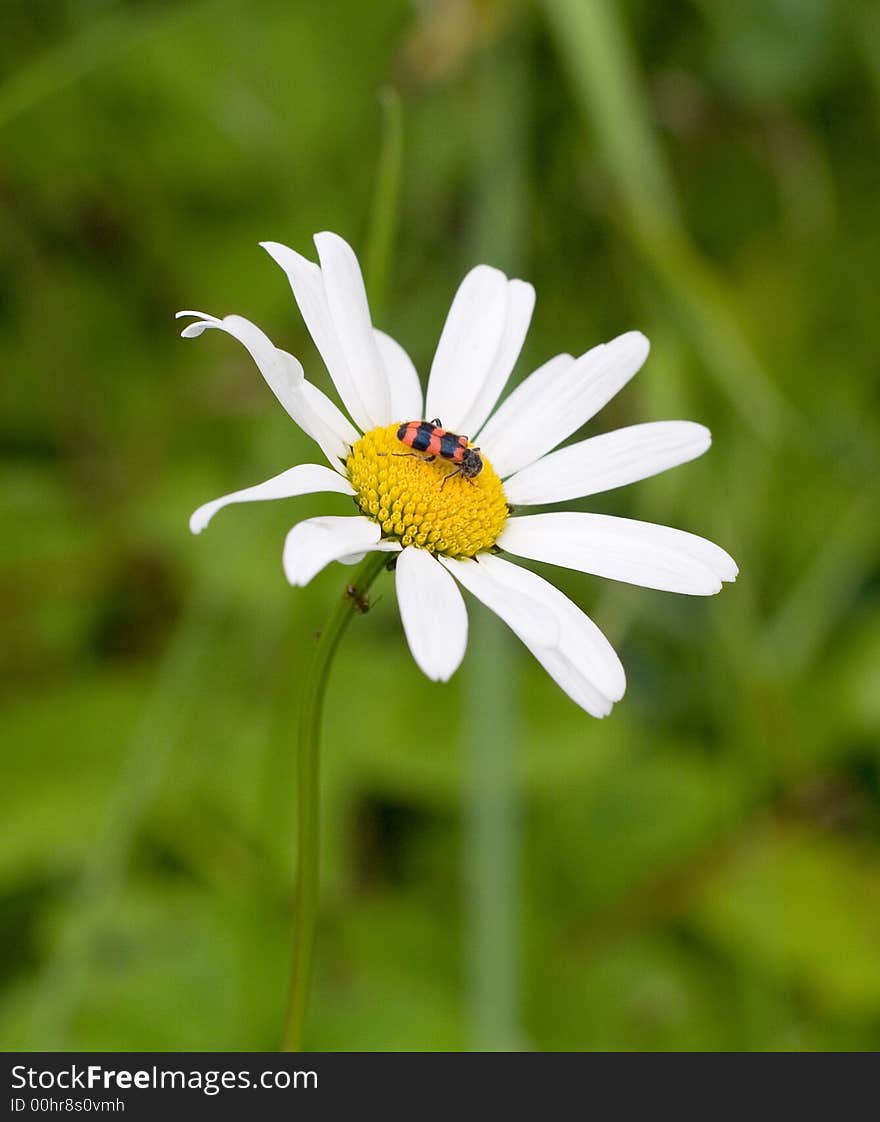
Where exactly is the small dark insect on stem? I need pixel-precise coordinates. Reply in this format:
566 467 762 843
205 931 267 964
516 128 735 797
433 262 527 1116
345 584 372 614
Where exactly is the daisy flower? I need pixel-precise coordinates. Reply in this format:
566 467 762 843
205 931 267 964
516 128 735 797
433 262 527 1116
179 232 737 717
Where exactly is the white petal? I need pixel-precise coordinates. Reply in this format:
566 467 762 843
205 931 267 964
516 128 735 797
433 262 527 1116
261 240 374 433
425 265 510 434
283 515 387 587
499 512 738 595
473 353 574 466
395 547 468 681
177 307 215 328
297 377 360 456
441 553 625 717
190 463 354 535
504 421 712 506
374 330 424 422
314 232 390 427
477 331 650 478
338 540 402 566
176 310 356 465
457 279 535 437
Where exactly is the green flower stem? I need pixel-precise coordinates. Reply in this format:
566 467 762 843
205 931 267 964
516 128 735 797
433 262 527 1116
281 550 388 1052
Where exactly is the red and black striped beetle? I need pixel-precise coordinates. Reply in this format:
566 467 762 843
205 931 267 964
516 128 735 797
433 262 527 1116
396 419 484 487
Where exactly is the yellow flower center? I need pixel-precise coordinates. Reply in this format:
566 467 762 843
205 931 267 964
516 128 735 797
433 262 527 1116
347 424 508 557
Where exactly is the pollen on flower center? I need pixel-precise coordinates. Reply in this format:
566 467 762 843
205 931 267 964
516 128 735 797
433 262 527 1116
347 424 508 557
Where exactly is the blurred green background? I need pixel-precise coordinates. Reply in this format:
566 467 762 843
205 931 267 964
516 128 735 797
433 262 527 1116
2 0 880 1052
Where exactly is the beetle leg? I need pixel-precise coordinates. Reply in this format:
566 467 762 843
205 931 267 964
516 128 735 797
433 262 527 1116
440 466 463 491
379 451 436 462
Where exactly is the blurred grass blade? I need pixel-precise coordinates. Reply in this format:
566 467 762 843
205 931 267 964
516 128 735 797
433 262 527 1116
463 612 523 1051
757 481 880 677
463 32 529 1053
364 87 404 322
542 0 680 233
849 0 880 124
0 1 219 131
541 0 793 443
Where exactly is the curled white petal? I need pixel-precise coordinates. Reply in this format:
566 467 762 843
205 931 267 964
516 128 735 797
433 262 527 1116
175 310 356 465
395 546 468 682
190 463 354 535
477 331 650 478
499 512 738 595
442 553 625 717
504 421 712 506
177 309 217 337
425 265 510 433
282 515 387 587
374 329 424 423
